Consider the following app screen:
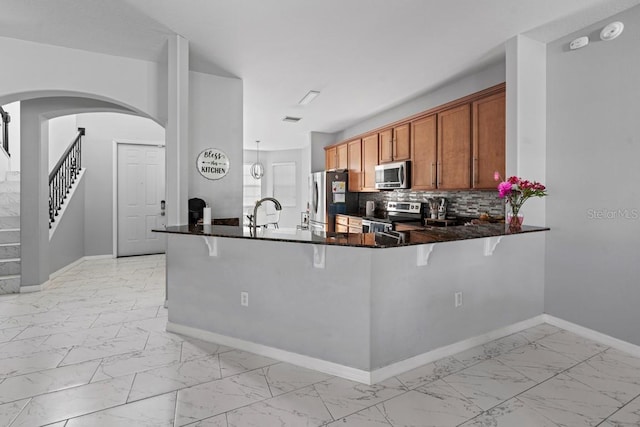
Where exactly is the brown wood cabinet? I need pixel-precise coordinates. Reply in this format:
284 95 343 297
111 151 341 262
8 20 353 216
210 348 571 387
348 216 363 233
362 133 379 191
347 139 362 191
325 146 337 170
325 144 348 170
437 103 471 189
379 123 410 164
472 91 505 189
337 144 348 170
328 83 505 192
335 214 349 233
411 115 437 190
335 214 363 233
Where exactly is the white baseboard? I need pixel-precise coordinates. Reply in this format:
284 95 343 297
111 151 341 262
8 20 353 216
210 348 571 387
543 314 640 358
369 315 546 383
21 254 116 293
167 322 372 384
50 257 86 280
168 315 547 385
20 281 48 293
84 255 115 261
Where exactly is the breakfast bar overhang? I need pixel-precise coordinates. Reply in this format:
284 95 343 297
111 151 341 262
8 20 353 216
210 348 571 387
154 224 548 384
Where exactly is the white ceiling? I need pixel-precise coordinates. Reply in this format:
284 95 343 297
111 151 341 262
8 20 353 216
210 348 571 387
1 0 639 150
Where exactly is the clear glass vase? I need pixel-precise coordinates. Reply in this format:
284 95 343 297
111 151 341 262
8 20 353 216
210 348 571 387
507 205 523 230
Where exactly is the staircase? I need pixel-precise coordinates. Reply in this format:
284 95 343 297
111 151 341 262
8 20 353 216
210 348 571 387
0 171 20 294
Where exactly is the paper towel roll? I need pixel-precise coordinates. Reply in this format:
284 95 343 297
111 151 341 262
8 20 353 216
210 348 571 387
203 207 212 225
365 201 375 217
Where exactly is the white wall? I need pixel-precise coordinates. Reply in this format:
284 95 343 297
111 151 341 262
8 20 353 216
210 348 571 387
545 4 640 346
0 36 165 123
48 115 79 172
50 173 85 273
76 112 165 256
188 71 243 221
506 35 547 226
335 61 506 143
0 35 243 285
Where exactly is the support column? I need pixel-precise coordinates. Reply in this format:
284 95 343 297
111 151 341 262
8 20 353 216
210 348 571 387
166 34 189 227
20 102 50 289
506 35 547 226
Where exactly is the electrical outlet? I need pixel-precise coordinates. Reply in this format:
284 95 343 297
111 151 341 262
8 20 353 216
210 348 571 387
240 292 249 307
454 292 463 308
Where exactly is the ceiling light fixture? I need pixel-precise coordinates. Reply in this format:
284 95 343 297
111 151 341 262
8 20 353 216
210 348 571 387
600 21 624 41
250 140 264 180
282 116 302 123
298 90 320 105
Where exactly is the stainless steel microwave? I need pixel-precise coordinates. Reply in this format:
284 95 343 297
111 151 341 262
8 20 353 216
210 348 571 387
375 161 410 189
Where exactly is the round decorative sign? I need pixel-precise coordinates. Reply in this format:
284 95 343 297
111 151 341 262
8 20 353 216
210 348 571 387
196 148 230 180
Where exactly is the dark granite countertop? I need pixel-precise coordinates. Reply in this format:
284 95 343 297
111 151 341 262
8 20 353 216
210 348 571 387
153 223 549 249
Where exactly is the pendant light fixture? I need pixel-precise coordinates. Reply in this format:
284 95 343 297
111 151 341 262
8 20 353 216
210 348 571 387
250 140 264 179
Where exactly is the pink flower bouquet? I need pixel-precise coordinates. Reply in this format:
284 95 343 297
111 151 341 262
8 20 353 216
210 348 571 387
494 172 547 229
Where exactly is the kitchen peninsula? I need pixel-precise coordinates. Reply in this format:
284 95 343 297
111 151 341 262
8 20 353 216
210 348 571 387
155 223 548 384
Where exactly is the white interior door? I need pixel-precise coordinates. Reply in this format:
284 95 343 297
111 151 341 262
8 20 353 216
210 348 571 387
117 144 166 256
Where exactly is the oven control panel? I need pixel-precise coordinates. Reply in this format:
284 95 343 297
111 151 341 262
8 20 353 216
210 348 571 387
386 202 421 214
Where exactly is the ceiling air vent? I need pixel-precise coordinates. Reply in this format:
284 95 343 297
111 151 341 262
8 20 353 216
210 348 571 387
283 116 302 123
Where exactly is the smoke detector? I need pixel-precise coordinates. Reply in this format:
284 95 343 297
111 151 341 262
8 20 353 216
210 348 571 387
600 21 624 41
569 36 589 50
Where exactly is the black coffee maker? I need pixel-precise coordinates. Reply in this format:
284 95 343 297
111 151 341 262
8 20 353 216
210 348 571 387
188 198 206 225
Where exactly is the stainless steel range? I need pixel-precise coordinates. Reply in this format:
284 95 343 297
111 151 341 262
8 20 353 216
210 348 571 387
361 202 423 232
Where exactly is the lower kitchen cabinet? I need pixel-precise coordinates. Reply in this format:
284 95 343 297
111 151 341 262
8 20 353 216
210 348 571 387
335 214 363 233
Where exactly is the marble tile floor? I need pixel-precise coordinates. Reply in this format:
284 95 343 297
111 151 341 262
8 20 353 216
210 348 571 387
0 256 639 426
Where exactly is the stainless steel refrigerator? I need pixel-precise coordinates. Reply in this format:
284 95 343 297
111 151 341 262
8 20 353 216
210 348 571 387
309 170 358 232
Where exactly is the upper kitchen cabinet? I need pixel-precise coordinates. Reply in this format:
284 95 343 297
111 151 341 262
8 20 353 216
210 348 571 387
379 123 410 164
411 114 437 190
437 103 471 189
325 146 337 170
337 143 348 170
347 139 362 191
325 143 348 170
472 91 505 189
362 133 379 191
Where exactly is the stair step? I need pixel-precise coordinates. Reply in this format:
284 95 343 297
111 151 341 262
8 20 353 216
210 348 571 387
0 216 19 228
0 229 19 244
0 192 20 202
0 206 19 217
0 181 20 192
5 171 20 182
0 259 20 276
0 275 20 294
0 243 20 260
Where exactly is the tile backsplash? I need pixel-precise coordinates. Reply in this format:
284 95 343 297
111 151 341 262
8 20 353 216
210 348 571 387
358 189 505 218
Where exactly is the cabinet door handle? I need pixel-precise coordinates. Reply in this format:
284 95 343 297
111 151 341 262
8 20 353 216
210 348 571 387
437 162 442 186
431 163 436 188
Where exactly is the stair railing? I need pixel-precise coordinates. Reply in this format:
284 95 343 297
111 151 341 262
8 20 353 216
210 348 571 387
0 106 10 155
49 127 85 228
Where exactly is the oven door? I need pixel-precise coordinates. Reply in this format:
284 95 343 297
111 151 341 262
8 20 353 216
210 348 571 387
362 220 392 233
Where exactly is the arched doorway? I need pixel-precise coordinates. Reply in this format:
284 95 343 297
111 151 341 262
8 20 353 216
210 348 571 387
0 94 166 294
